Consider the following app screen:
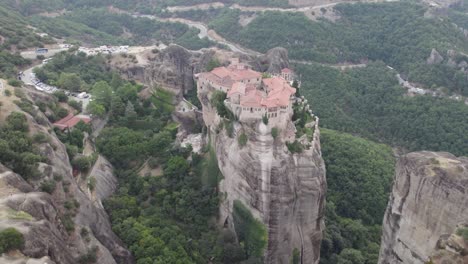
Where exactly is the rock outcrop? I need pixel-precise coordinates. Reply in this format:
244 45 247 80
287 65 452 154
198 69 326 263
112 45 216 97
0 88 132 264
378 151 468 264
255 47 290 74
427 48 444 64
111 45 293 98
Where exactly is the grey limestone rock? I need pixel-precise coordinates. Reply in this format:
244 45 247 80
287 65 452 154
378 151 468 264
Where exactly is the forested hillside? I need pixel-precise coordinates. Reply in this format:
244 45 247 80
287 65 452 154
0 5 54 78
1 0 467 263
210 2 468 95
320 129 395 264
296 62 468 156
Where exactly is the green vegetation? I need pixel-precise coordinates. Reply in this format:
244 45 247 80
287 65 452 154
30 8 213 49
0 4 55 78
206 58 221 71
271 127 278 139
456 227 468 241
233 200 268 259
34 52 114 89
152 88 175 114
0 112 43 180
0 228 24 253
211 2 468 95
194 146 223 188
297 62 468 156
40 179 57 194
291 248 300 264
321 129 395 225
211 90 234 120
286 140 303 154
320 129 395 264
7 209 34 221
41 52 248 262
238 133 247 147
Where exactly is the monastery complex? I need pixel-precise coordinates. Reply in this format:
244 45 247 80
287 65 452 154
196 59 297 126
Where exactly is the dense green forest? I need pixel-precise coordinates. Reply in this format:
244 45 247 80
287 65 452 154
296 62 468 156
0 0 290 16
1 0 467 263
35 53 263 263
320 129 395 264
209 2 468 95
0 4 54 78
29 9 213 49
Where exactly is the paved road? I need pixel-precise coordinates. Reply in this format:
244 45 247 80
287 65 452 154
166 0 396 14
20 48 68 60
22 63 91 111
134 14 259 55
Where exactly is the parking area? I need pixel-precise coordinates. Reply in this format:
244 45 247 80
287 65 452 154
22 69 91 112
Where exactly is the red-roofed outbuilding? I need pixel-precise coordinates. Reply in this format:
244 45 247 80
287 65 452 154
53 114 91 131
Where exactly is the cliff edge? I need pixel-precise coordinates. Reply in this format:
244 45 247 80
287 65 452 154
197 59 326 263
378 151 468 264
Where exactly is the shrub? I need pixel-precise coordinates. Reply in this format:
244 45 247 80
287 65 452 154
72 156 91 172
0 228 24 253
40 180 56 194
6 112 29 132
8 79 22 87
88 177 97 191
211 91 234 119
232 200 267 257
271 127 279 139
225 120 234 138
57 107 69 119
292 248 300 264
36 55 45 60
32 132 49 143
456 227 468 241
62 214 75 233
262 114 268 125
77 246 98 264
148 157 159 169
53 91 68 103
287 140 303 153
14 87 26 98
238 133 248 148
68 100 83 112
4 90 11 96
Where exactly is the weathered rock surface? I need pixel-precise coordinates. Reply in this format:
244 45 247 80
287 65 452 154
0 89 132 264
378 151 468 264
112 45 216 97
111 45 293 98
427 48 444 64
255 47 290 74
198 81 326 263
430 223 468 264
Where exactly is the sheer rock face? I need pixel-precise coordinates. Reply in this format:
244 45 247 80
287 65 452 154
199 91 326 263
254 47 290 74
378 151 468 264
112 45 216 97
0 90 132 264
111 45 292 98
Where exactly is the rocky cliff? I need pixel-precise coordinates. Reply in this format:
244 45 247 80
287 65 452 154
110 45 292 98
0 86 132 264
198 83 326 263
378 151 468 264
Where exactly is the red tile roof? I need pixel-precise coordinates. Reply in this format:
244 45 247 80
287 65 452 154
200 62 295 109
53 114 91 131
211 66 261 82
